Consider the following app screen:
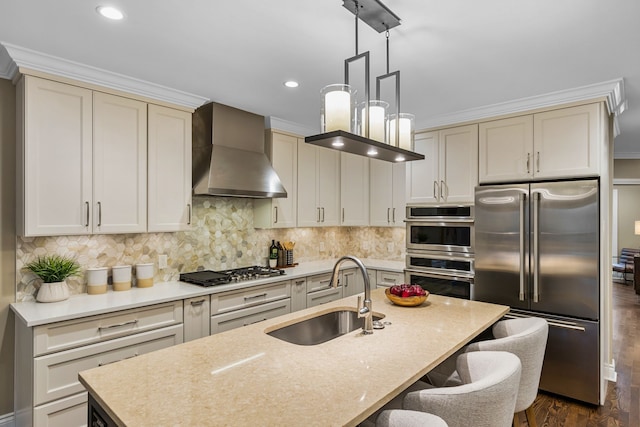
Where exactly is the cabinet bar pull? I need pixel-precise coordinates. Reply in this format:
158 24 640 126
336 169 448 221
98 319 138 331
321 207 325 222
526 153 531 174
440 181 446 201
244 293 268 301
97 201 102 227
387 207 391 223
187 203 192 225
392 208 396 223
244 318 268 326
85 201 90 226
536 151 540 172
295 280 305 286
274 206 278 223
342 208 345 223
317 207 321 222
433 181 438 200
190 299 206 306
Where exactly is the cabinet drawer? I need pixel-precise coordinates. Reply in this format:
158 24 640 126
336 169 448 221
306 273 336 293
34 301 183 356
210 299 291 334
307 286 344 308
33 392 88 427
34 324 183 406
210 281 290 315
376 270 403 288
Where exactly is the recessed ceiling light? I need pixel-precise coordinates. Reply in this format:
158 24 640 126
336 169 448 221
284 81 299 88
367 149 378 156
96 6 124 20
331 140 345 147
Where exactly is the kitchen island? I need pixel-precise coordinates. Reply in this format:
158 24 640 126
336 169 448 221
78 288 508 426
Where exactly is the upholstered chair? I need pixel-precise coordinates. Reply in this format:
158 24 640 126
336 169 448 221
376 409 448 427
426 317 549 427
403 351 521 427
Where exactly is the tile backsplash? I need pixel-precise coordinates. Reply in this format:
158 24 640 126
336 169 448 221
16 197 405 301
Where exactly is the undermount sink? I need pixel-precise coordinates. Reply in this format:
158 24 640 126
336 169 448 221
266 309 384 346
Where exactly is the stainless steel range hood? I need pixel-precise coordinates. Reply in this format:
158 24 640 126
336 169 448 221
192 102 287 198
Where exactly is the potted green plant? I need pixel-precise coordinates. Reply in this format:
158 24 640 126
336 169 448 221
25 255 81 302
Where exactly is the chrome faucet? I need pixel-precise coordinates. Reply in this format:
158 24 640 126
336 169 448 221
330 256 374 335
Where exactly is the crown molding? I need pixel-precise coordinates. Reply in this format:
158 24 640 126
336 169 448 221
1 42 209 109
418 78 626 131
265 116 318 137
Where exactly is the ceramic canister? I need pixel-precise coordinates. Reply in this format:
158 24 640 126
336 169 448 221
86 267 108 295
135 263 154 288
112 265 132 291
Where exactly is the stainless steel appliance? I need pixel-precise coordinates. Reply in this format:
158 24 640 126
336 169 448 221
180 266 285 287
405 251 474 299
405 205 475 298
474 179 600 404
406 205 474 253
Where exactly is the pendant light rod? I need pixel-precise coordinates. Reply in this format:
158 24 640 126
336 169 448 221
385 29 390 74
354 1 359 55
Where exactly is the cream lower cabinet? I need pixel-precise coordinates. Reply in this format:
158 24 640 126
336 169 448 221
290 277 307 312
254 131 299 228
369 159 406 227
147 104 193 232
183 296 211 342
15 302 183 427
210 280 291 334
297 141 340 227
375 270 404 288
306 273 343 307
407 125 478 205
342 268 367 297
479 103 602 183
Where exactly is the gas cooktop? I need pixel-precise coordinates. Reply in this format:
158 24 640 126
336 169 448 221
179 266 285 287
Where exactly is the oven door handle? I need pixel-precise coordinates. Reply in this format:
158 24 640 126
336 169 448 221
405 268 474 283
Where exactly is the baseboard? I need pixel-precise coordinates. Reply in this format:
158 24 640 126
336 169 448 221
0 412 15 427
603 359 617 382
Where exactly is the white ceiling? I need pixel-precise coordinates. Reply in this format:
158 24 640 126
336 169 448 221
1 0 639 157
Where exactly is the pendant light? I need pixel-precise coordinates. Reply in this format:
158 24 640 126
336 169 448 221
305 0 424 163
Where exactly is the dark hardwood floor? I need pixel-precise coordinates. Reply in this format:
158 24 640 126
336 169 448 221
522 282 640 427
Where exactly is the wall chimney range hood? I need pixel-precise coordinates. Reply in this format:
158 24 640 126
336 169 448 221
192 102 287 198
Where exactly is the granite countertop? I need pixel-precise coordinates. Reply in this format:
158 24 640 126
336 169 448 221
79 289 509 427
11 258 404 327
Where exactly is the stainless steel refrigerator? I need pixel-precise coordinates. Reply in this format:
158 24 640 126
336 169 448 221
474 179 600 405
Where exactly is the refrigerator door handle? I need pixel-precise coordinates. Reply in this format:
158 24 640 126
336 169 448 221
532 192 540 303
519 193 526 301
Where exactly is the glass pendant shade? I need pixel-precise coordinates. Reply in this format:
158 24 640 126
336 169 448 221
321 84 356 133
359 100 388 143
388 113 415 150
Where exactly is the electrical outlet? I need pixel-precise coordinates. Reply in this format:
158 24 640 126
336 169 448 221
319 242 326 252
387 242 394 253
158 254 168 269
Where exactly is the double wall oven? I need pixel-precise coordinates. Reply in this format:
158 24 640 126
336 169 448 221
405 205 475 299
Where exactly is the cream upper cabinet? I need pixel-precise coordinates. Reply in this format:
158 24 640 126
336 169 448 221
340 152 369 226
254 131 298 229
297 141 340 227
18 76 94 236
18 76 147 236
147 104 192 232
479 115 534 183
93 92 147 233
407 125 478 205
533 103 601 179
479 104 601 183
370 159 406 227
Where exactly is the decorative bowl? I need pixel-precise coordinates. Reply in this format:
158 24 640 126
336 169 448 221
385 288 429 307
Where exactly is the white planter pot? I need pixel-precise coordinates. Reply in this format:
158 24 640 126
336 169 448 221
36 281 70 303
